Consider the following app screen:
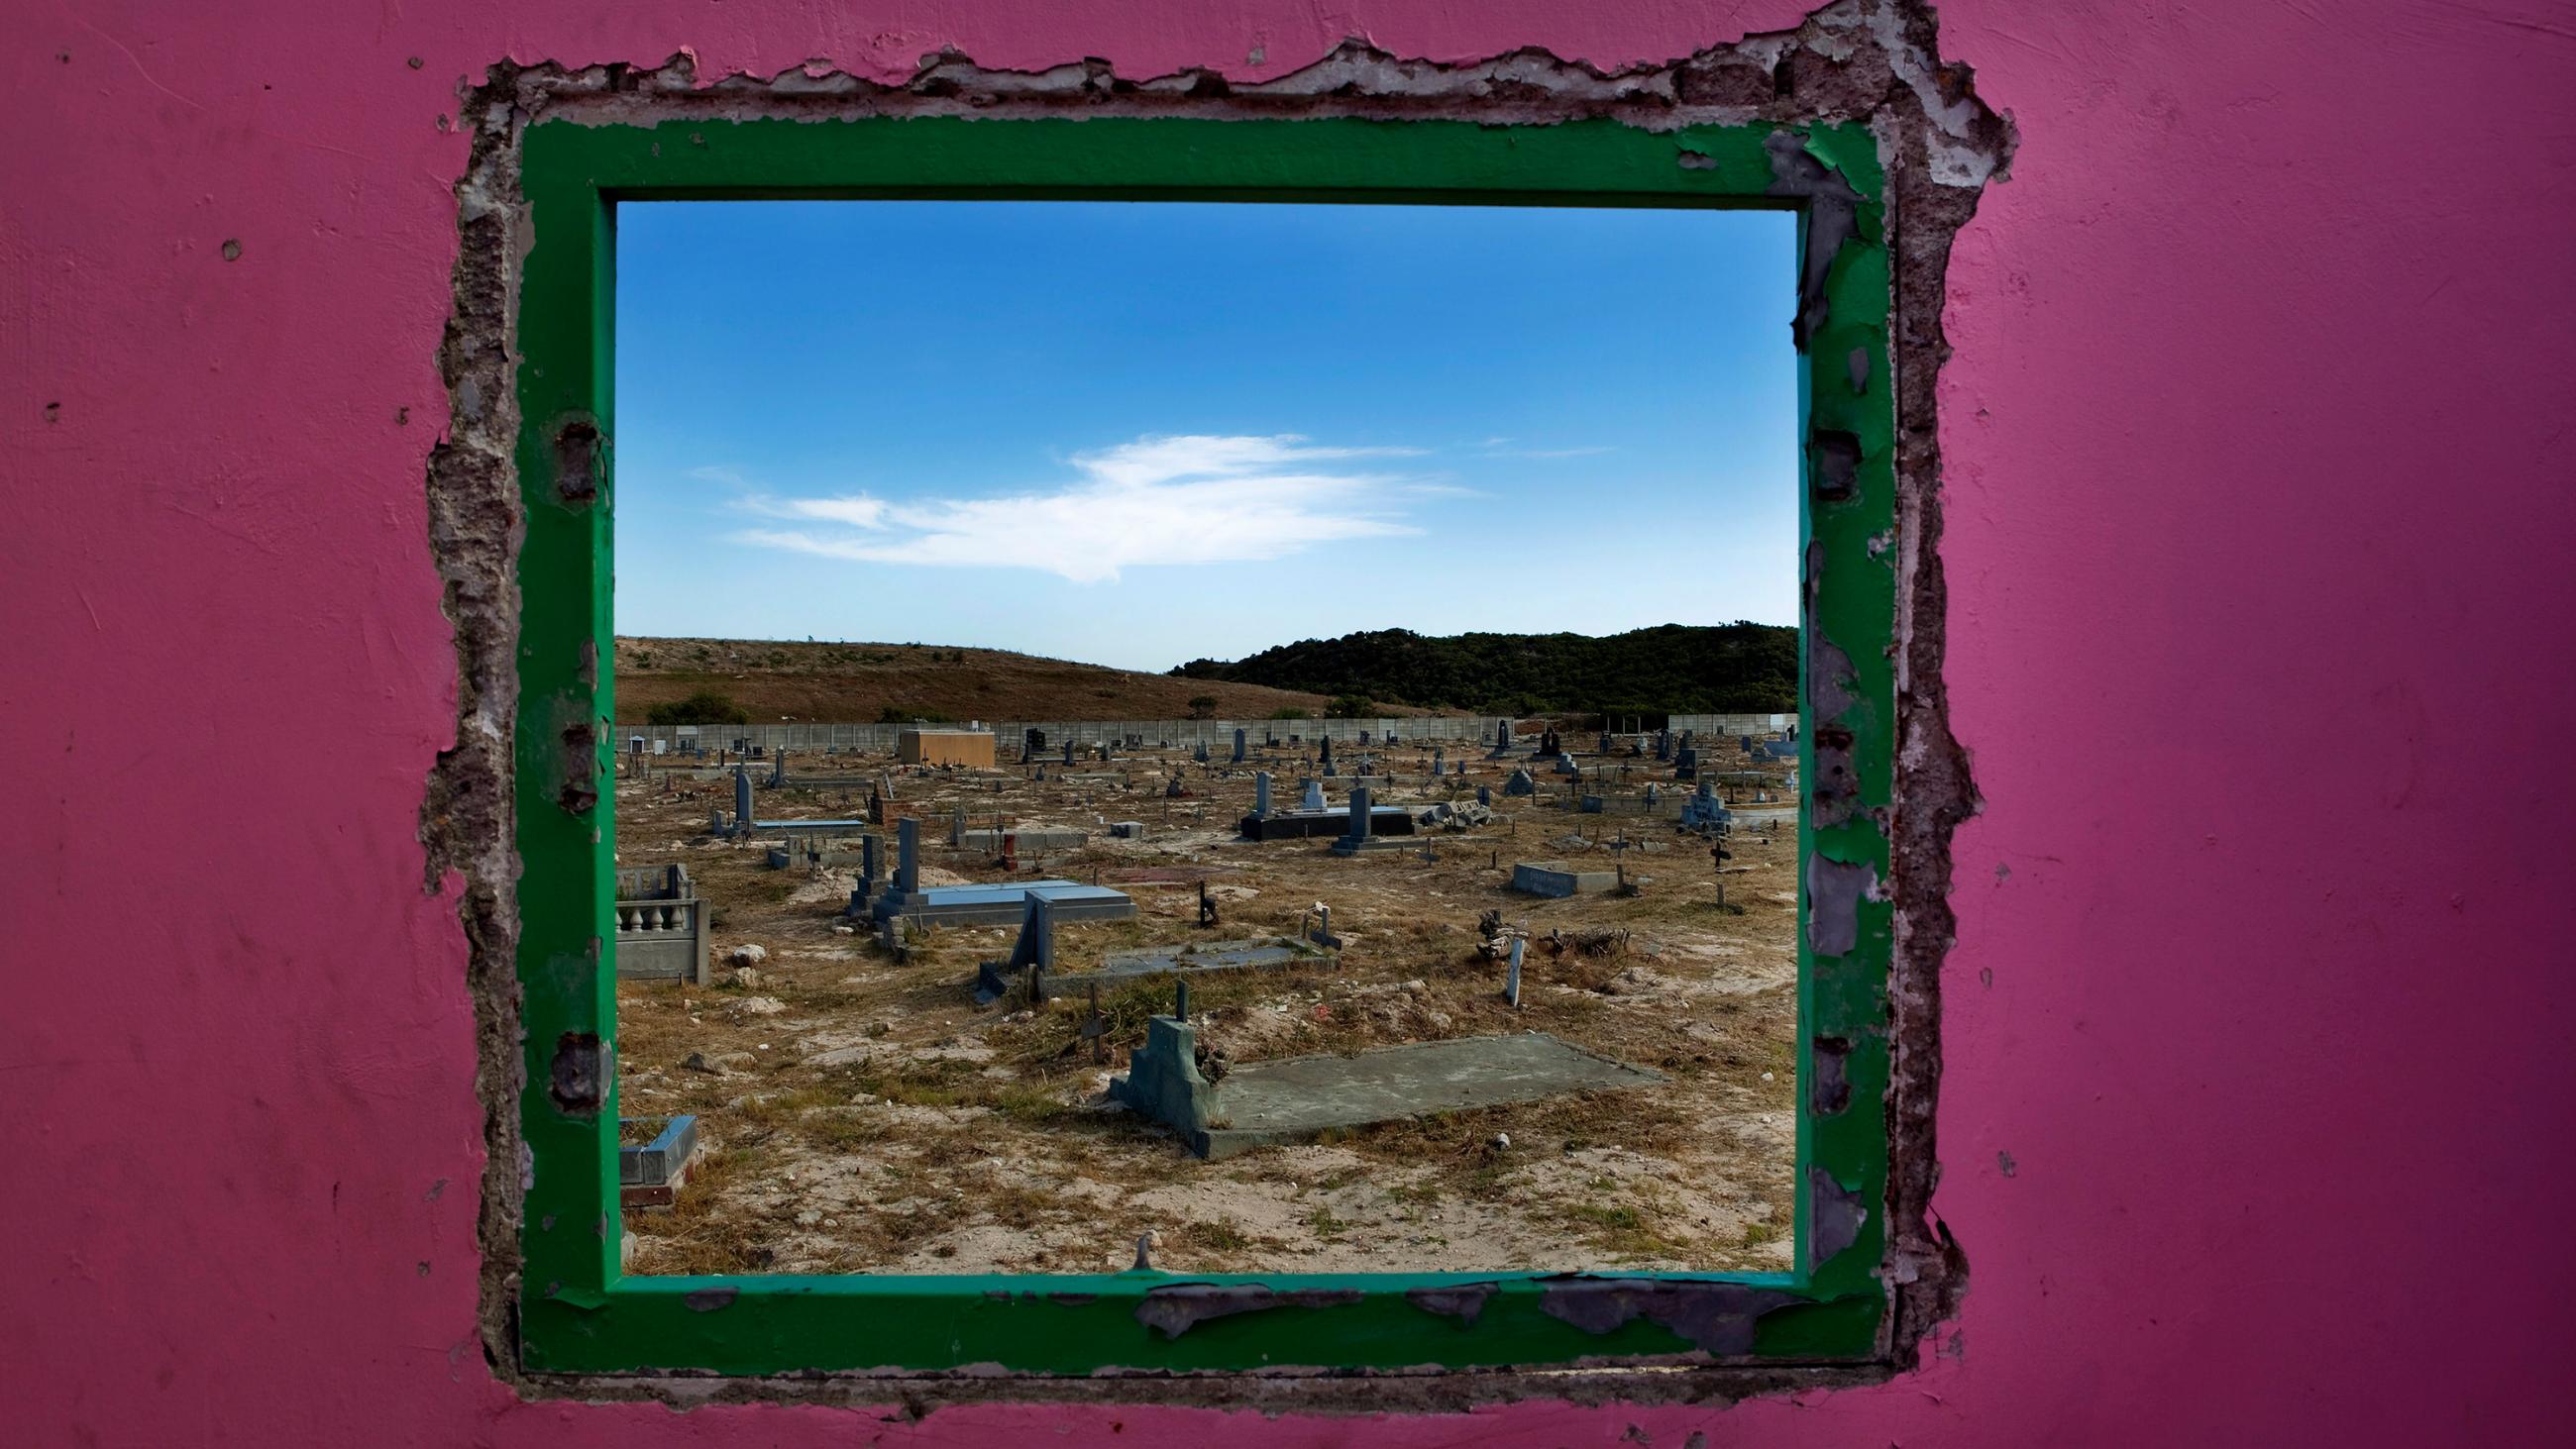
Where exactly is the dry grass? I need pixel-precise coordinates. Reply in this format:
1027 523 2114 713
615 635 1418 723
615 733 1801 1277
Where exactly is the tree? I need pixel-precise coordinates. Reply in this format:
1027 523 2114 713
1187 694 1219 720
645 689 748 726
1327 693 1375 719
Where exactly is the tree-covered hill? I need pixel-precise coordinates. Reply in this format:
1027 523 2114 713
1169 624 1796 716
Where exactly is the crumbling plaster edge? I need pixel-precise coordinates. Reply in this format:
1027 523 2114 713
419 0 2011 1416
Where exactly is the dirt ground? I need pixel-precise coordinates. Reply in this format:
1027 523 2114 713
611 731 1800 1278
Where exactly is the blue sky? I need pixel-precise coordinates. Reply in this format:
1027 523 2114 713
613 200 1796 673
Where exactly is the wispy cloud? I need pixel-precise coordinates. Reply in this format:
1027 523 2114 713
727 434 1425 584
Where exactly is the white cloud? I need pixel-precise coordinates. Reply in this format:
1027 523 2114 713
726 434 1424 584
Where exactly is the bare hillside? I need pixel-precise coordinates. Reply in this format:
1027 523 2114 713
612 637 1421 723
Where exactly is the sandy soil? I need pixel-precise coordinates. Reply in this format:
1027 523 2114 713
612 733 1800 1278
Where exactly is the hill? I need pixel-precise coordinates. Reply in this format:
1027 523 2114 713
1170 623 1797 715
611 637 1415 723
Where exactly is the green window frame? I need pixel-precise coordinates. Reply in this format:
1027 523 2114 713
512 113 1896 1378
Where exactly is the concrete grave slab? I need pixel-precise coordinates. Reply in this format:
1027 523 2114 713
1112 1021 1662 1160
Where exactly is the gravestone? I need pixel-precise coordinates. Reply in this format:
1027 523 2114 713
1232 728 1247 764
1506 936 1524 1008
1478 784 1493 806
732 767 753 838
1674 747 1699 780
1254 771 1273 818
1192 741 1209 763
1504 769 1536 797
1301 778 1327 811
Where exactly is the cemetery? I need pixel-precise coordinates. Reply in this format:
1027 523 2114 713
608 716 1803 1279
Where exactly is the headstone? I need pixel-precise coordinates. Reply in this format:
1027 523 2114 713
1674 747 1699 779
950 801 967 847
895 817 919 894
1656 729 1671 762
1254 771 1273 818
1478 783 1493 806
1598 731 1613 754
1345 786 1373 842
1063 741 1077 766
1505 937 1524 1008
1319 735 1334 772
1504 769 1536 797
768 751 786 787
1232 728 1247 764
1193 740 1210 764
1301 778 1327 811
732 767 753 837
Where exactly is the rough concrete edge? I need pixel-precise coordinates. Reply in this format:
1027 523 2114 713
423 68 533 1389
435 0 2012 1415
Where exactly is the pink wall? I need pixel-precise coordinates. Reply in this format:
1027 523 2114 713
7 1 2571 1442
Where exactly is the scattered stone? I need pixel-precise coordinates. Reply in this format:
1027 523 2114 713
732 995 788 1017
726 943 768 969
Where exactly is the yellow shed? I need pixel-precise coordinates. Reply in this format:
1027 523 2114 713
898 727 997 768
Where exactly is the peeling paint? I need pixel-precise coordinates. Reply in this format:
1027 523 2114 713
546 1031 602 1117
1804 854 1877 957
1133 1285 1364 1340
1763 130 1864 348
1539 1278 1798 1356
682 1287 739 1313
1807 1167 1867 1270
1810 1036 1852 1114
1404 1284 1498 1326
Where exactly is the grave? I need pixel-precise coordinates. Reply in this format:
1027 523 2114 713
1330 786 1414 856
1232 728 1247 764
979 912 1333 1005
956 826 1090 853
1112 1018 1662 1160
1504 768 1538 796
1484 719 1518 760
613 864 709 984
876 879 1136 929
1240 794 1418 842
619 1114 701 1208
1677 781 1732 832
1508 861 1637 897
